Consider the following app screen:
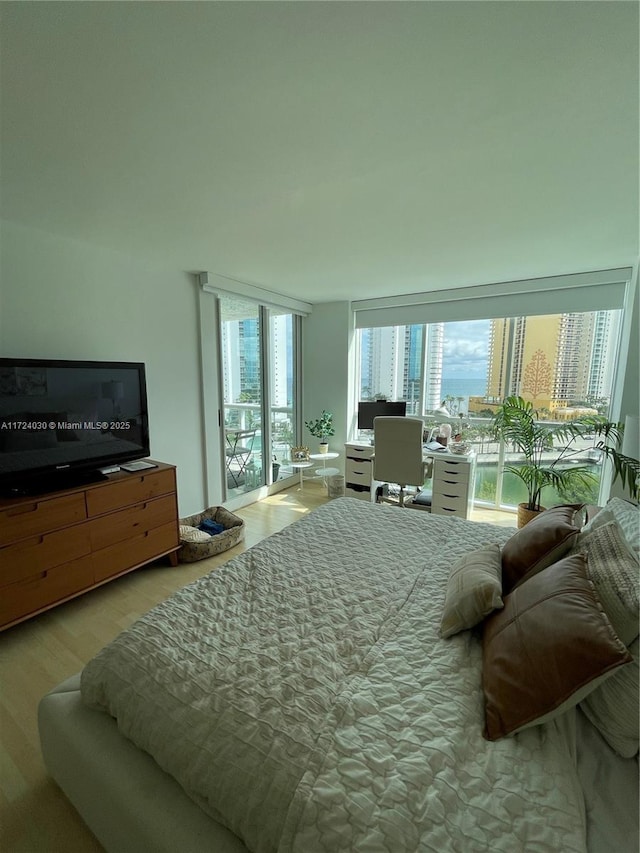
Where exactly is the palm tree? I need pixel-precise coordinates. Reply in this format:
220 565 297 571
492 396 638 512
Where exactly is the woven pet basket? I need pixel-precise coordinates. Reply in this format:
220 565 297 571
178 505 245 563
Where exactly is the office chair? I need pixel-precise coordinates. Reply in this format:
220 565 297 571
372 416 429 507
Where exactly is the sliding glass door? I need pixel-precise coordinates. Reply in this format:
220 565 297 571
220 296 264 497
269 310 297 484
219 296 300 501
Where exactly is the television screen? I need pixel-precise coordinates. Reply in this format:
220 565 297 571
357 400 407 430
0 358 150 493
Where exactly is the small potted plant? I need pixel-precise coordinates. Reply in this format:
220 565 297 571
305 410 335 453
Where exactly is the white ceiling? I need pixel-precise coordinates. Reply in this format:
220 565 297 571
1 1 638 304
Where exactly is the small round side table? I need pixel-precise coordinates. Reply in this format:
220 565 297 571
309 452 340 483
290 460 314 489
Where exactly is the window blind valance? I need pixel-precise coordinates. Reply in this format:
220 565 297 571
353 269 632 329
198 272 312 317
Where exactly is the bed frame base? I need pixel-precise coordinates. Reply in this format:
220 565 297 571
38 674 248 853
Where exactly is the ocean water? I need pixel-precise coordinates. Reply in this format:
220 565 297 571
435 378 487 410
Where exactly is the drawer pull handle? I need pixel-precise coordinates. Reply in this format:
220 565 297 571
7 503 39 518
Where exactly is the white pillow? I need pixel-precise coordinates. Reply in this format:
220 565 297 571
578 521 639 646
179 524 211 543
581 637 639 758
580 498 639 563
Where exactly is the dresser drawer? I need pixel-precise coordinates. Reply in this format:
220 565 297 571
433 459 471 483
345 485 371 499
346 458 372 478
0 554 93 627
345 444 375 460
1 525 92 587
86 468 175 517
89 494 177 551
92 521 179 583
431 493 468 515
0 493 87 547
346 468 372 487
431 479 469 500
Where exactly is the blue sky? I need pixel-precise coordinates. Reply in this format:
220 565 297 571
440 319 490 398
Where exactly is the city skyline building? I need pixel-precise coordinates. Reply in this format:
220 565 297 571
221 318 260 405
422 324 444 411
358 309 621 422
587 310 621 402
269 313 293 408
477 309 621 414
221 314 292 406
219 306 627 434
359 323 445 412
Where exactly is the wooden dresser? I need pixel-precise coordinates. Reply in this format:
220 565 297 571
0 461 180 630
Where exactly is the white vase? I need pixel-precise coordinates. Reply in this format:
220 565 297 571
318 442 329 454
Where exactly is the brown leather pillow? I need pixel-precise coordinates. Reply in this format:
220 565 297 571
501 504 583 593
482 552 632 741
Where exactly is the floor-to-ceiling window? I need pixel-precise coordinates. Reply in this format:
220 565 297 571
356 307 623 510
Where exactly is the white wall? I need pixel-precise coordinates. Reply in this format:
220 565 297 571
0 220 207 515
303 302 353 454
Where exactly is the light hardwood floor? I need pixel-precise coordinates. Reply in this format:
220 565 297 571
0 485 515 852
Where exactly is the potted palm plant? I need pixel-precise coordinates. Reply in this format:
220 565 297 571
305 410 335 453
492 396 638 527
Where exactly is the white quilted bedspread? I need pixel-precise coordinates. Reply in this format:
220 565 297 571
81 498 587 853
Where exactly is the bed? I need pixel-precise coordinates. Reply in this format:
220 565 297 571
38 497 639 853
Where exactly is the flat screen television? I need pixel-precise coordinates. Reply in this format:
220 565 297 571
357 400 407 430
0 358 150 495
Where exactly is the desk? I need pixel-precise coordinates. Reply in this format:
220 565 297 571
344 442 476 519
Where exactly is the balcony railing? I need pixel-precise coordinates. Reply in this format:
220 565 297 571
448 415 603 509
224 403 296 490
